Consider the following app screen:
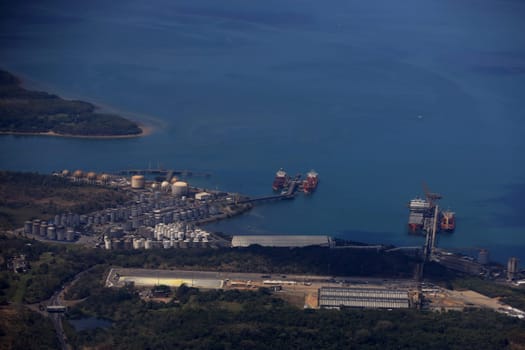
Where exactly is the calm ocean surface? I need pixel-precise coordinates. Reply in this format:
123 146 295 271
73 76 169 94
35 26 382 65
1 0 524 265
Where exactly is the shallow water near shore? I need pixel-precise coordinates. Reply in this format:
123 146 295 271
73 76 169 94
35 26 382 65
1 0 524 265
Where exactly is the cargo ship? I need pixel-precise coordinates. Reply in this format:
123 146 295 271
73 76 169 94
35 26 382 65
272 168 288 191
302 170 319 194
440 210 456 232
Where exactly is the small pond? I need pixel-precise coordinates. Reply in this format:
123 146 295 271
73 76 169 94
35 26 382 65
69 317 113 331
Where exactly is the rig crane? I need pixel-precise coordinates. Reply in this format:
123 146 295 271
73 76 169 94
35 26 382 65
422 181 442 207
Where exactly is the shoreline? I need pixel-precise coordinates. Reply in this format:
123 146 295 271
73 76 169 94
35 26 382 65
0 67 161 139
0 123 155 139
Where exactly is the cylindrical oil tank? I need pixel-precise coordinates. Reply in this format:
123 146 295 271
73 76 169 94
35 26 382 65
40 222 47 236
61 169 70 177
151 182 159 190
87 172 97 181
478 249 490 265
131 175 145 189
124 239 133 250
172 181 188 196
161 181 170 192
100 173 111 183
56 229 64 241
47 225 56 238
32 220 41 235
73 170 84 179
132 238 142 250
24 221 32 234
47 226 57 240
66 228 75 241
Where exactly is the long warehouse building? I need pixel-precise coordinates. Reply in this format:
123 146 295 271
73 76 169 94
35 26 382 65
319 287 410 309
231 235 334 248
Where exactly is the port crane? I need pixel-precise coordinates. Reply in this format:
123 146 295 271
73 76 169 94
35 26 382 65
422 181 442 206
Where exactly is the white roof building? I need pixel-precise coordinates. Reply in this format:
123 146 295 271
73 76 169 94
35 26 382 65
231 235 333 248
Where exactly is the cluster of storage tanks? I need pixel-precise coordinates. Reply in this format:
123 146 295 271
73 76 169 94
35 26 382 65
153 222 210 243
103 223 211 250
130 175 189 197
123 196 216 230
59 169 112 184
24 218 76 241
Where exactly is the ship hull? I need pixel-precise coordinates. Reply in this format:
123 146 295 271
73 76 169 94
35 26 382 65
440 212 456 232
302 172 319 194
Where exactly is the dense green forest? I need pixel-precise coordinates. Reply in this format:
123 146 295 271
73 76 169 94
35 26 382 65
65 285 525 350
0 171 132 229
0 304 58 349
0 70 142 136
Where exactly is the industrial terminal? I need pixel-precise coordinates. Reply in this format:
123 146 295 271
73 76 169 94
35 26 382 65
16 169 523 284
10 167 524 315
21 168 257 249
20 167 323 250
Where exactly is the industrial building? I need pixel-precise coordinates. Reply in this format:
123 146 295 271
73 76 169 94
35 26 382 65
318 287 410 309
231 235 334 248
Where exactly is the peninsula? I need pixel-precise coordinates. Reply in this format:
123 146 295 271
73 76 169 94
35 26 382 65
0 70 143 137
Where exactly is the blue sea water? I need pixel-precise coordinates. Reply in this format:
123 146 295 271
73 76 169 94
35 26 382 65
1 0 524 265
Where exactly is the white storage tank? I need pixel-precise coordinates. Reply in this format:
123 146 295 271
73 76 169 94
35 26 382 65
171 181 188 196
100 173 111 183
87 172 97 183
161 181 171 192
73 170 84 180
131 175 145 189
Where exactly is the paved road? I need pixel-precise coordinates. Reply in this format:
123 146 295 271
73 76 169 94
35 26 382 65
44 266 98 350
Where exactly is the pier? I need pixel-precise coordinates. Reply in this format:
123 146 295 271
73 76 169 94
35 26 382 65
240 194 295 204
